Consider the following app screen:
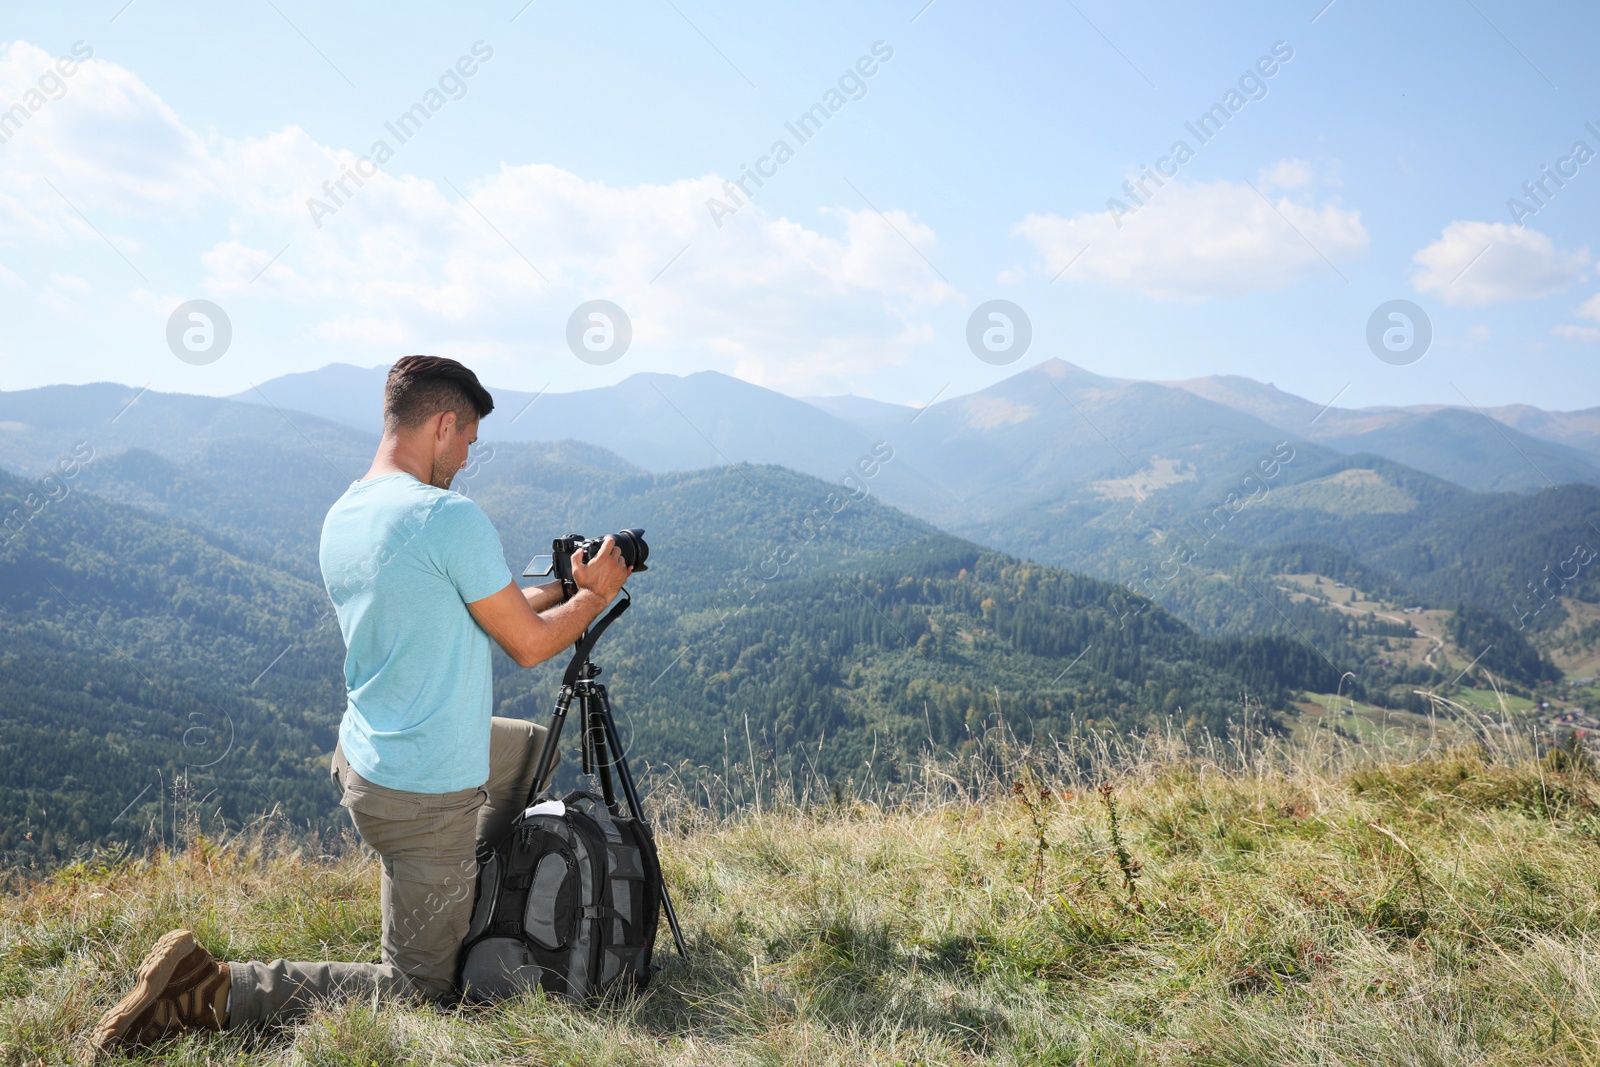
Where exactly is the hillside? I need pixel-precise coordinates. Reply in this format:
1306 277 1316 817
234 358 1600 497
3 378 1597 869
1061 450 1600 647
1317 408 1600 493
7 379 1599 648
218 369 1600 648
0 464 348 864
230 365 950 511
1227 464 1600 624
7 732 1600 1064
0 447 1343 867
1169 373 1600 485
0 382 372 582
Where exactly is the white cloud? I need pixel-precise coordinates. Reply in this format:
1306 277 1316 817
47 272 89 292
311 317 413 345
0 41 216 215
1411 221 1589 306
1466 324 1490 343
0 42 965 395
1554 292 1600 343
1258 158 1314 191
1013 168 1367 300
199 149 962 392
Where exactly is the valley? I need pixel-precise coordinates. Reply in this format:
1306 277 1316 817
1 358 1598 869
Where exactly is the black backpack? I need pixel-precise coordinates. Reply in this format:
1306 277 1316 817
458 790 663 1002
457 589 684 1002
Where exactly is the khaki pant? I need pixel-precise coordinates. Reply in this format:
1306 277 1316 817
226 716 556 1027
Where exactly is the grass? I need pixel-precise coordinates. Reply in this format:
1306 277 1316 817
1292 691 1465 751
1452 687 1539 714
8 709 1600 1065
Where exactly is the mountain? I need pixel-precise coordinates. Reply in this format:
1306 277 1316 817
225 363 394 436
235 359 1600 504
227 361 1347 612
883 361 1319 519
800 393 918 426
0 382 372 481
797 361 1341 592
13 372 1600 645
1233 466 1600 619
1315 409 1600 492
240 357 1600 503
7 370 1599 866
0 384 373 581
234 365 950 509
1167 375 1600 492
1161 373 1327 429
0 431 1351 866
1486 404 1600 461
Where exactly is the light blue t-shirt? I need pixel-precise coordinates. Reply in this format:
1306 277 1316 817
319 472 513 793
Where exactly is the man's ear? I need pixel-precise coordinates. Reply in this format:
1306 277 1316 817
434 410 458 442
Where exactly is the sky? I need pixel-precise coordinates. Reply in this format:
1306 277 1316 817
0 0 1597 411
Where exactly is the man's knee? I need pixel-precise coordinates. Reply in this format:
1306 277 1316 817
490 716 539 755
490 715 536 737
490 715 558 777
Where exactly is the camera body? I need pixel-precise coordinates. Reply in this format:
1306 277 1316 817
524 528 649 598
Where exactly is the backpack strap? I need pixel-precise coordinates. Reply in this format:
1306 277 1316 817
491 828 563 937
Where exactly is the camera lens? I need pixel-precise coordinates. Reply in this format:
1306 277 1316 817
613 528 648 571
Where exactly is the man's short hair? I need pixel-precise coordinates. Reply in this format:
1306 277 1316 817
383 355 494 432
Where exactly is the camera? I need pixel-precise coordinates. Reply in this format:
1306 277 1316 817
524 528 649 596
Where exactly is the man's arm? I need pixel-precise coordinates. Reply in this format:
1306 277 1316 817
521 582 566 614
468 536 631 668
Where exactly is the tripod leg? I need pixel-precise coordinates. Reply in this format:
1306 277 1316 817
528 686 575 808
655 846 691 962
594 684 690 961
583 687 618 810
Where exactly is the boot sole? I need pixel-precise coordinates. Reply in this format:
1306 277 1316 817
90 928 197 1052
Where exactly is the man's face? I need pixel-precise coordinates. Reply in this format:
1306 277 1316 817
429 414 478 490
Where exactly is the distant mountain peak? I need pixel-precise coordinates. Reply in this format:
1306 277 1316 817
188 357 1600 495
621 368 731 385
1026 357 1126 387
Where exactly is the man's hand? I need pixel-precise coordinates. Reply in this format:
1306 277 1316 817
570 535 631 600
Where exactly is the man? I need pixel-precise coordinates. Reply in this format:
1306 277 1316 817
92 355 631 1051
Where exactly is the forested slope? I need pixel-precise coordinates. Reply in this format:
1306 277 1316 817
0 451 1342 867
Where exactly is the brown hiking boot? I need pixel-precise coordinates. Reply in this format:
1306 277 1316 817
90 929 230 1052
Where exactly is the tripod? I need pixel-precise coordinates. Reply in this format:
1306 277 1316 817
526 589 690 960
